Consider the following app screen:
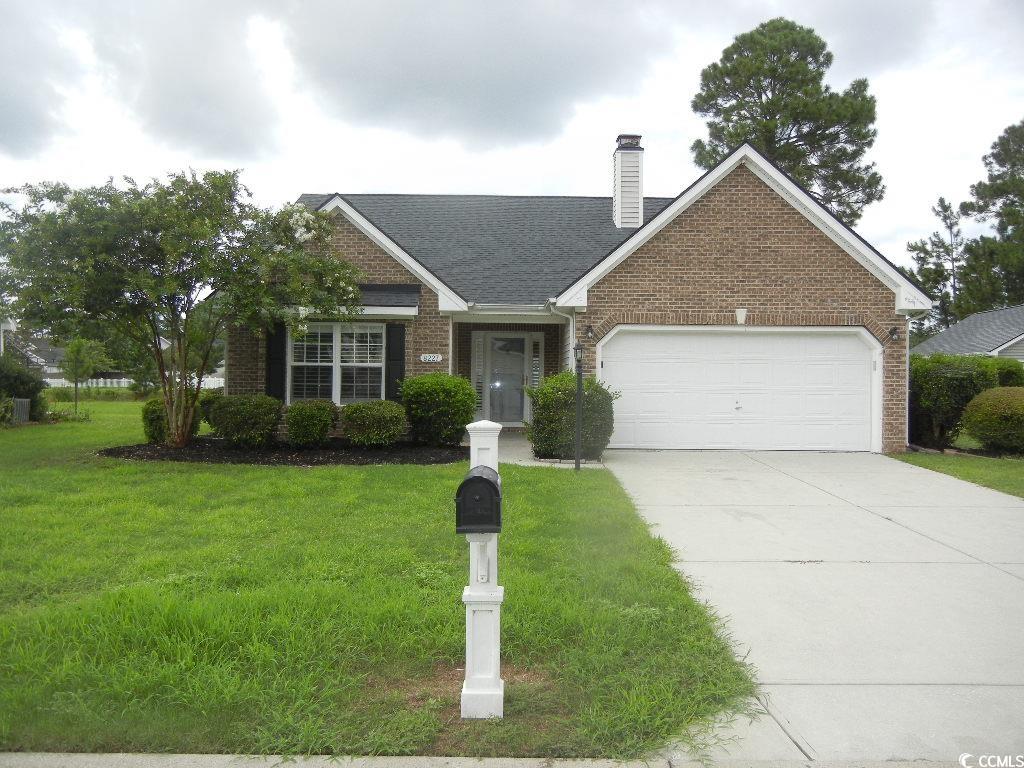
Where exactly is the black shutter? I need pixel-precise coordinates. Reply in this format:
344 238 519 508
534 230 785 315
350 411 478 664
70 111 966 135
385 323 406 401
265 322 287 399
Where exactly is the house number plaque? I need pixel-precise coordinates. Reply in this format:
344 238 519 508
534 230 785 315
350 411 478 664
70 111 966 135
420 353 443 363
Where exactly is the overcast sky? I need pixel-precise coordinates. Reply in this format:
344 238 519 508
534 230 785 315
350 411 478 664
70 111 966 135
1 0 1022 268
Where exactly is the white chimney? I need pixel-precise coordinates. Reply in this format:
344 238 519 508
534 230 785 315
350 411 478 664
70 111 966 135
612 133 643 228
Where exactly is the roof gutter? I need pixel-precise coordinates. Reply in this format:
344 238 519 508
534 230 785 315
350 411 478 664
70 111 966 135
546 299 575 341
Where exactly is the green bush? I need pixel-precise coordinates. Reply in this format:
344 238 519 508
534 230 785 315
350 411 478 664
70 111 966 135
209 394 282 449
0 354 46 420
285 399 339 448
142 399 167 444
526 371 619 460
400 373 477 446
909 354 999 448
46 386 139 402
142 398 200 444
982 357 1024 387
962 387 1024 453
0 393 13 427
341 400 408 447
197 387 224 429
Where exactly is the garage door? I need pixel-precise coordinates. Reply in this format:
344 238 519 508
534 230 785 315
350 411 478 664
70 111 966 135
600 328 877 451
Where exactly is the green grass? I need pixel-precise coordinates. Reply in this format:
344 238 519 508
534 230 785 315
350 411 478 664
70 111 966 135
0 402 753 758
896 451 1024 498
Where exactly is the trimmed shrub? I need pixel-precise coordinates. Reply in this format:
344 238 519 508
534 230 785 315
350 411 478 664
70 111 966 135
983 357 1024 387
400 373 477 446
0 354 46 420
286 399 339 448
142 399 167 444
209 394 282 449
142 398 200 444
526 371 619 460
341 400 407 447
962 387 1024 453
909 354 999 448
198 387 224 428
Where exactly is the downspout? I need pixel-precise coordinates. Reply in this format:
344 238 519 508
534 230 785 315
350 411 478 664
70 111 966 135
546 299 575 370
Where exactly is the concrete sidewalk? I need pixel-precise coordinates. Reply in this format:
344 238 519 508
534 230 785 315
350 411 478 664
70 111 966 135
604 450 1024 763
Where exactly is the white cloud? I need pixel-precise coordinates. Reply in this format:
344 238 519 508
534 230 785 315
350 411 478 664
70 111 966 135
0 0 1021 270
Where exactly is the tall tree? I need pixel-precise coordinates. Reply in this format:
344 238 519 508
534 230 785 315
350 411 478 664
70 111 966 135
0 170 361 446
691 17 884 225
58 338 112 415
959 118 1024 309
907 197 966 330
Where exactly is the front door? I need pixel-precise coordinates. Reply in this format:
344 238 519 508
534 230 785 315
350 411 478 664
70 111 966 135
487 335 527 424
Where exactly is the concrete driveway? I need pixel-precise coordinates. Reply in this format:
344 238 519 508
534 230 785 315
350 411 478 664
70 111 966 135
603 450 1024 762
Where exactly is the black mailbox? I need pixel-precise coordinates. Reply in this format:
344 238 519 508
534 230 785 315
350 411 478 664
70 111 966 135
455 465 502 534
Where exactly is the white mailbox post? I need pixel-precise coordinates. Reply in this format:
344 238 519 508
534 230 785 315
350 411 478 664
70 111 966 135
459 420 504 719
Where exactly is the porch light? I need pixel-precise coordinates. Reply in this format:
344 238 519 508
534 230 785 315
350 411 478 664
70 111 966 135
573 341 584 364
888 327 900 342
584 325 595 341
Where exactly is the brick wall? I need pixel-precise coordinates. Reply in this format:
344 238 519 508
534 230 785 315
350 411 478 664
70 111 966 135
226 214 453 395
583 164 909 452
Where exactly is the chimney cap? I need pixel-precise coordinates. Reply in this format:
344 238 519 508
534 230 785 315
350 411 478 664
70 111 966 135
615 134 643 150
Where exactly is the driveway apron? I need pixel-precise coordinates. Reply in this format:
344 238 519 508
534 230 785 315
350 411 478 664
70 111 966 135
603 450 1024 761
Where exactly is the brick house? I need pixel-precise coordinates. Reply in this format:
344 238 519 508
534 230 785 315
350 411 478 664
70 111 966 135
227 137 930 452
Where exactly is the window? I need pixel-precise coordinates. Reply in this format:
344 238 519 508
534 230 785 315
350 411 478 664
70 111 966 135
339 325 384 403
288 323 385 404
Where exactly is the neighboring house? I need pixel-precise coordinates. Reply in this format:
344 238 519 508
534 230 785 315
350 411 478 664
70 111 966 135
912 304 1024 362
226 137 930 453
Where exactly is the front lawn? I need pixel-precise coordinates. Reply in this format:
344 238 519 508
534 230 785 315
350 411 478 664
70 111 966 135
896 451 1024 499
0 402 753 758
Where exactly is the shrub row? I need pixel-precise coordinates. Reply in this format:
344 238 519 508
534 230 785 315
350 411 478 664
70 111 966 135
909 354 1024 448
140 373 477 449
47 386 141 402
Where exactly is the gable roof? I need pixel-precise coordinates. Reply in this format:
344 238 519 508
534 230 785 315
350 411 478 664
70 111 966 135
555 143 932 312
299 193 673 305
299 142 929 313
912 304 1024 355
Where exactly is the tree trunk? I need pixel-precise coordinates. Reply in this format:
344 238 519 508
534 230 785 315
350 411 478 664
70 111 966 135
73 381 79 415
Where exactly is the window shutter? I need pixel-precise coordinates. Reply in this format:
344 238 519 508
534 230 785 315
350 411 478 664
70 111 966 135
265 322 287 399
385 323 406 401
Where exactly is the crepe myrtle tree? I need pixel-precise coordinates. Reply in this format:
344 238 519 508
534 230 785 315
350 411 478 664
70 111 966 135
0 170 361 446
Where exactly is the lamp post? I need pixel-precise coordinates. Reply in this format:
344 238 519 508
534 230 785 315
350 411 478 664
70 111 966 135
573 341 583 471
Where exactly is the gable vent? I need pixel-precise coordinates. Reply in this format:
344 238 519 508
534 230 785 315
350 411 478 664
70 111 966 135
613 133 643 228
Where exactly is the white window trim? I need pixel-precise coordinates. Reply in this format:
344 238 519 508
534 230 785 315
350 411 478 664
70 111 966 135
286 322 387 406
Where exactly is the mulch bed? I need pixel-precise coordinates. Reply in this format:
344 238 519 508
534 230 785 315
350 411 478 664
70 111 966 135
99 437 469 466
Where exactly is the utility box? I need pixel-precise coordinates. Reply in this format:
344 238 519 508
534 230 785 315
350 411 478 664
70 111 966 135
455 465 502 534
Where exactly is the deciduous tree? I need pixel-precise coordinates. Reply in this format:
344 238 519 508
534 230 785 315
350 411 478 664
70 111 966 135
0 170 360 446
58 338 112 414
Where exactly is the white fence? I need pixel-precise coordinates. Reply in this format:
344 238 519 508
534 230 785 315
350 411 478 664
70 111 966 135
44 376 225 389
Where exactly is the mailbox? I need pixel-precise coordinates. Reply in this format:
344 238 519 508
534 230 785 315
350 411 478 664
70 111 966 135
455 465 502 534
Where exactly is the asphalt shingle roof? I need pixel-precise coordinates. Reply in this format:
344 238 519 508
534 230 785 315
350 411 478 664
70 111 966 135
359 283 420 307
298 193 674 304
912 303 1024 355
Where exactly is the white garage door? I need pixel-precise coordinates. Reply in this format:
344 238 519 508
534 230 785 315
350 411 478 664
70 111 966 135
600 327 878 451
